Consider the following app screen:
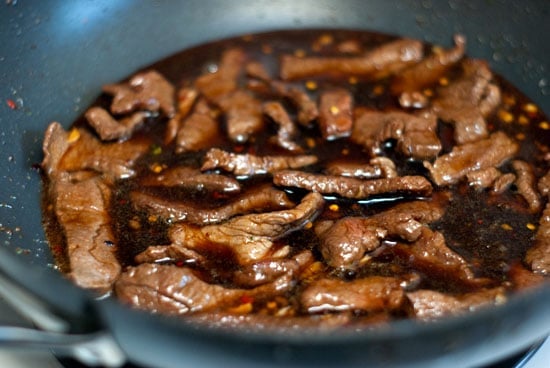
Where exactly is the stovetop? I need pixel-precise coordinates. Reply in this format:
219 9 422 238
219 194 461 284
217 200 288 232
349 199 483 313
1 294 548 368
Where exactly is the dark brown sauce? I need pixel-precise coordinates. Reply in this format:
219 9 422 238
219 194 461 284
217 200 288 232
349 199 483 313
45 29 549 322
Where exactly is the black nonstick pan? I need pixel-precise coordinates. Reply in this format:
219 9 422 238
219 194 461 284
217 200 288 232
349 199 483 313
0 1 549 367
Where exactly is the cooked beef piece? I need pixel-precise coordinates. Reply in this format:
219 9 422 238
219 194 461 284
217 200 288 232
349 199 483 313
317 201 444 269
300 276 404 313
492 172 516 194
115 263 295 315
232 250 313 288
84 107 147 141
187 311 354 333
195 48 245 102
280 38 423 80
103 70 175 117
42 122 71 176
432 59 501 144
406 288 506 320
54 126 149 180
351 110 441 160
139 192 324 264
508 263 547 290
281 86 319 127
325 161 384 179
245 61 272 81
424 132 518 187
50 174 120 294
512 160 541 213
391 34 466 96
201 148 318 177
318 88 354 140
538 170 550 198
174 100 220 153
466 167 502 190
165 87 199 144
219 90 263 143
273 170 432 199
131 184 294 224
525 202 550 275
370 157 398 178
263 101 303 152
141 166 240 194
393 228 476 284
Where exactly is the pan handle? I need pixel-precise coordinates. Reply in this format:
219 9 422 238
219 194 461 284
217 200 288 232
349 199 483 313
0 270 126 367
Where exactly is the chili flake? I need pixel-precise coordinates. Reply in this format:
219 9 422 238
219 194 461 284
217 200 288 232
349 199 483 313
6 99 16 110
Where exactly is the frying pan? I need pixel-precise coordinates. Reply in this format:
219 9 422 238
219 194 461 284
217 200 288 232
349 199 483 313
0 0 549 367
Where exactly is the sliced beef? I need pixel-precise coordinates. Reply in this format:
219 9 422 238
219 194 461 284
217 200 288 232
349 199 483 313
406 288 506 320
391 34 466 96
512 160 541 213
195 48 245 102
263 101 303 152
466 167 502 190
432 59 501 144
140 166 240 194
508 263 547 290
300 276 404 313
273 170 432 199
42 122 70 177
424 132 518 187
115 263 295 315
538 170 550 198
351 110 441 160
58 128 149 180
232 250 313 288
492 172 516 194
130 184 294 225
175 100 220 153
393 228 476 284
85 107 147 141
281 85 319 126
103 70 175 117
325 161 384 179
318 88 354 140
201 148 318 177
317 201 444 269
219 90 263 143
280 38 423 80
51 174 120 294
139 192 324 264
525 202 550 275
165 87 199 144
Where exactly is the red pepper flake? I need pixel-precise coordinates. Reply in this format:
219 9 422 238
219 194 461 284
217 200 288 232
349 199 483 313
233 145 245 153
175 260 185 267
477 219 484 225
212 191 228 200
6 99 16 110
240 295 254 304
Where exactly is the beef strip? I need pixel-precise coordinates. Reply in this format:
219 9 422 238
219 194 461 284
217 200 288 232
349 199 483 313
195 48 245 102
512 160 541 213
59 128 149 180
538 170 550 198
424 131 518 187
317 201 444 269
281 86 319 126
525 202 550 275
115 262 295 315
218 89 264 143
318 88 354 140
492 172 516 194
324 161 384 179
51 174 120 294
280 38 423 80
141 166 240 194
273 170 432 199
201 148 318 177
466 167 502 190
406 288 506 320
391 34 466 96
103 70 175 117
431 59 501 145
508 263 547 290
130 184 294 225
393 227 476 285
263 101 303 152
85 107 147 141
175 100 220 153
138 192 324 264
232 250 313 288
42 122 70 177
165 87 199 144
351 110 441 160
300 276 404 314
